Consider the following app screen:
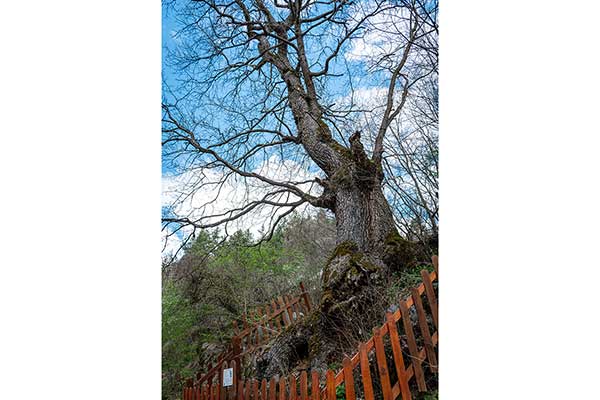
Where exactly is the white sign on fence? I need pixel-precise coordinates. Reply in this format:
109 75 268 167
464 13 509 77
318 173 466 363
223 368 233 387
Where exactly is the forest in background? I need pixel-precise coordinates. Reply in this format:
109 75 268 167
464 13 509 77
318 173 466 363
162 213 334 397
162 211 435 400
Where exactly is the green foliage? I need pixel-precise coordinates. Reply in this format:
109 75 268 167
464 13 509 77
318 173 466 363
386 263 434 303
162 281 198 397
187 229 220 256
211 229 304 276
335 383 345 400
416 390 438 400
162 212 336 400
328 361 342 371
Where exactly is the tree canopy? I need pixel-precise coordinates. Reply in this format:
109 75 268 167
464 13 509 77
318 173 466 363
162 0 438 258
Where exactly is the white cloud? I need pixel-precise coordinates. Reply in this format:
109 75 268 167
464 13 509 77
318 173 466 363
345 4 412 64
161 228 183 262
162 156 320 255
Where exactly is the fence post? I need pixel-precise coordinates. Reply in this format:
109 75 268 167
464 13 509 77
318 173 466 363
270 301 279 330
299 282 312 312
420 270 438 329
262 379 268 400
284 295 295 322
311 371 320 400
373 327 392 400
236 378 243 400
290 374 297 400
342 357 356 400
358 343 375 400
398 301 427 392
410 288 437 373
232 336 242 383
278 296 292 326
326 370 336 400
385 313 411 400
300 371 308 400
253 379 259 400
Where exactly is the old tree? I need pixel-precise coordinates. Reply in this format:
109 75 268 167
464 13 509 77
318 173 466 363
162 0 438 376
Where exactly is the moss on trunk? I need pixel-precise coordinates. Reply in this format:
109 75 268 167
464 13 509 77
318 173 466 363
255 229 432 378
383 232 431 272
257 241 390 377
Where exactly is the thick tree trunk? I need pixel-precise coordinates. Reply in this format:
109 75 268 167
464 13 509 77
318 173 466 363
255 134 428 379
335 185 396 255
253 31 426 377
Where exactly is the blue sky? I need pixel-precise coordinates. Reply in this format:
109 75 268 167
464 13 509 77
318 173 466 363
160 0 435 256
161 6 178 88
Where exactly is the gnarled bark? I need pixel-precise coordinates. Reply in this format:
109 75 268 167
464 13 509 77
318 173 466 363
162 0 437 379
256 134 428 378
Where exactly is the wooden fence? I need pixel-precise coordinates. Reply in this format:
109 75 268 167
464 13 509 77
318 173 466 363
190 283 313 388
233 282 313 352
184 256 438 400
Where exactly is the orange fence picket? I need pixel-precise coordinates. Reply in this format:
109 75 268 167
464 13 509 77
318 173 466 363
311 371 319 400
184 257 438 400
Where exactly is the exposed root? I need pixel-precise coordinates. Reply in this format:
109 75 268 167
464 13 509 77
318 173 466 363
256 243 388 378
255 236 431 379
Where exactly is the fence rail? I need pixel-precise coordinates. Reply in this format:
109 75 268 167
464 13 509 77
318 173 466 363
233 282 312 351
185 256 438 400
